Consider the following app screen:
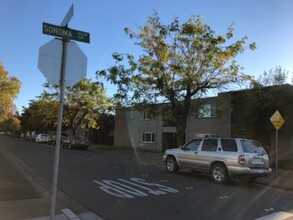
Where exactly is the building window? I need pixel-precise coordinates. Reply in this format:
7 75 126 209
143 132 155 143
197 104 216 118
143 112 153 120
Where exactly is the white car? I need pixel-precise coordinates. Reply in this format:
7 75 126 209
35 134 51 143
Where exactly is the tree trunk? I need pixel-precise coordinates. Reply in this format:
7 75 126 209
176 123 186 146
170 91 191 146
172 105 189 146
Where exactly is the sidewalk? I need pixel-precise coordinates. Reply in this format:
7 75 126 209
256 168 293 190
0 148 103 220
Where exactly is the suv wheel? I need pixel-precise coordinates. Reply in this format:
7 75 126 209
166 156 178 173
211 163 229 184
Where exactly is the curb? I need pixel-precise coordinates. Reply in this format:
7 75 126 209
0 148 103 220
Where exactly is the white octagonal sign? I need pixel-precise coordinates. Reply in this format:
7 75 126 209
38 39 87 87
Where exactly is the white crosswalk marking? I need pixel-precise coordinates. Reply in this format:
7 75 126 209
61 208 79 220
255 211 293 220
94 178 179 198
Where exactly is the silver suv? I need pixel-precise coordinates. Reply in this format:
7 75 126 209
163 138 272 184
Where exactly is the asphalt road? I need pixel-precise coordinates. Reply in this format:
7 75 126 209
2 136 293 220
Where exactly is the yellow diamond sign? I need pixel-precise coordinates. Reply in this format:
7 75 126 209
270 110 285 130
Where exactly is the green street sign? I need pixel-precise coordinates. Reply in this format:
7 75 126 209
42 22 90 43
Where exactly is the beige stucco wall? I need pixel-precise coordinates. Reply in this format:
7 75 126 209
113 108 163 151
186 93 232 140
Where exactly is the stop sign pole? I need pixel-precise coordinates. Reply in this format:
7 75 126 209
49 38 67 220
38 4 90 219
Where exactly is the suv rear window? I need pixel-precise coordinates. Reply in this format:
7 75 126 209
221 139 237 152
240 140 266 154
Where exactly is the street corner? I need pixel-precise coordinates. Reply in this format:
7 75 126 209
0 154 41 202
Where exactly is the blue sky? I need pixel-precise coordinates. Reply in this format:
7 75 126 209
1 0 293 113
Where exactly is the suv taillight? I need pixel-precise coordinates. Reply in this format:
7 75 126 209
238 155 245 165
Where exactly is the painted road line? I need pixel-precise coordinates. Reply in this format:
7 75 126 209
61 208 79 220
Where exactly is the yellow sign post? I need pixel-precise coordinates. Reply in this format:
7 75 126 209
270 110 285 185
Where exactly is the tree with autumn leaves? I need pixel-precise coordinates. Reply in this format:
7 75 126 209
0 62 21 131
31 79 113 136
97 13 256 146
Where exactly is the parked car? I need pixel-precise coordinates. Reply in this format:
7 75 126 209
62 136 89 150
30 131 41 142
35 133 51 143
48 135 68 146
24 131 32 141
163 138 272 184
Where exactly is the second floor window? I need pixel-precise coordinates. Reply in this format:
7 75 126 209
197 104 216 118
143 112 153 120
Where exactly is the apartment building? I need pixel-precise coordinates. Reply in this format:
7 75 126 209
114 92 233 152
113 85 293 161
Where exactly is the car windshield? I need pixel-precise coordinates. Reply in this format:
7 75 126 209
240 140 266 154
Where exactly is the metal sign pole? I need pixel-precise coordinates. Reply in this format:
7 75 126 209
270 110 284 186
50 38 68 220
275 129 278 185
39 5 88 219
